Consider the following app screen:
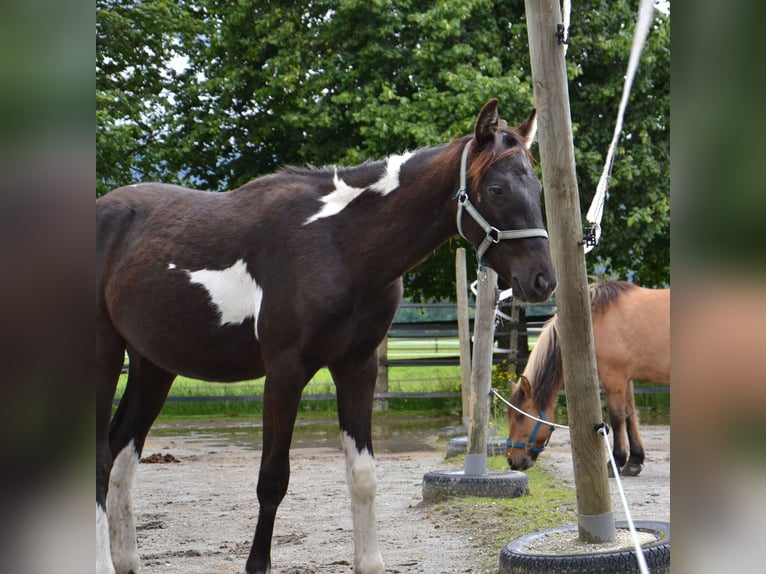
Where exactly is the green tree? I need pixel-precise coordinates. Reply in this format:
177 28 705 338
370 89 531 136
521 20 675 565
97 0 670 294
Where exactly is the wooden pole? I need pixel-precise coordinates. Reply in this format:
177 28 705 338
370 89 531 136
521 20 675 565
524 0 615 542
465 267 497 475
373 336 389 412
455 248 472 428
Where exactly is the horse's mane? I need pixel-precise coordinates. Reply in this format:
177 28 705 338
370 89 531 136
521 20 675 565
521 316 563 411
589 280 637 315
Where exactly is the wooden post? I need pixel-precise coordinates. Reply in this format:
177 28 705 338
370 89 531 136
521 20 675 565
524 0 615 542
455 248 472 428
465 267 497 475
373 336 389 412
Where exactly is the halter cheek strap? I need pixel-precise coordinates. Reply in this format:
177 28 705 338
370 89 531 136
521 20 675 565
454 141 549 265
506 409 557 454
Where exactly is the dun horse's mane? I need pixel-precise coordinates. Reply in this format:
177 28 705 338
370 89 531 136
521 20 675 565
523 280 637 410
589 280 637 315
522 316 563 411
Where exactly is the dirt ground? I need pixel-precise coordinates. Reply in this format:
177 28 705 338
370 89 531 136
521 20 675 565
133 424 670 573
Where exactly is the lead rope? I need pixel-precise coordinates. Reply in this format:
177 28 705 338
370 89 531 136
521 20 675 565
492 388 650 573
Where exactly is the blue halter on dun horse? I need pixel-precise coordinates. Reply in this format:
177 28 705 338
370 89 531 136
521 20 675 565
96 99 557 574
505 280 669 476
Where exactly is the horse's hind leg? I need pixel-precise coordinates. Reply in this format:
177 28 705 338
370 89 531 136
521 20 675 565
604 375 630 477
332 352 385 574
97 319 126 574
107 351 176 574
246 358 309 574
622 381 645 476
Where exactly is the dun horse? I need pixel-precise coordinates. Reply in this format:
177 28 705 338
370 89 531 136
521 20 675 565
96 100 557 574
506 281 669 476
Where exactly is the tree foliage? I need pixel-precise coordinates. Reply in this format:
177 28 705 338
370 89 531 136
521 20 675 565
97 0 670 296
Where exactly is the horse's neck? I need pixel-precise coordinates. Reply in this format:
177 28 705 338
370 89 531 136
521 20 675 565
335 144 462 283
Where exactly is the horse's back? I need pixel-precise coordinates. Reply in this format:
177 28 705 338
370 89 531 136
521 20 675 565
592 284 670 384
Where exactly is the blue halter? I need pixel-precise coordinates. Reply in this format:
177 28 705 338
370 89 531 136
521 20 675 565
506 409 556 454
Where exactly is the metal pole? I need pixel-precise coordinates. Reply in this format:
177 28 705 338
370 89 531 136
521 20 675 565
524 0 615 542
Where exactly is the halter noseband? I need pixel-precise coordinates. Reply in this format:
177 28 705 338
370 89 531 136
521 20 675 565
506 409 557 454
454 140 549 265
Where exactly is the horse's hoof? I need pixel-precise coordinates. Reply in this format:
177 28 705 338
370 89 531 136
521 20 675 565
607 462 621 478
622 462 643 476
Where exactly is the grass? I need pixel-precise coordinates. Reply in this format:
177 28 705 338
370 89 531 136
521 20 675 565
425 454 577 572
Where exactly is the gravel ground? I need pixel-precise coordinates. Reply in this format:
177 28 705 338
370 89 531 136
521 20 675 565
131 423 670 573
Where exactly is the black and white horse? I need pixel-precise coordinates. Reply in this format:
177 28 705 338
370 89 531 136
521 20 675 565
96 99 556 574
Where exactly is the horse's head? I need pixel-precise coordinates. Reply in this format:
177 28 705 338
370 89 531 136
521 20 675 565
505 376 556 471
457 99 556 303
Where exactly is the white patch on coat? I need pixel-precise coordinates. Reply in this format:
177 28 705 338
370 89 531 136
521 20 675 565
303 170 365 224
96 504 116 574
368 152 413 195
185 258 265 339
341 432 385 574
106 441 140 574
167 262 176 270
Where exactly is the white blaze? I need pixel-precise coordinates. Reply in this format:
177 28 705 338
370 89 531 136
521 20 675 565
304 170 366 224
106 441 140 574
304 152 413 224
368 151 413 195
341 432 384 574
185 258 265 339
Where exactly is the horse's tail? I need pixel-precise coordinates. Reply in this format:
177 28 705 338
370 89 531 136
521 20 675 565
523 316 564 412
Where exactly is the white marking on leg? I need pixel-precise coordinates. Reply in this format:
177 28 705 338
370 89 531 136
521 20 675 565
106 440 140 574
96 504 116 574
368 151 412 195
341 432 384 574
184 258 265 339
304 170 366 224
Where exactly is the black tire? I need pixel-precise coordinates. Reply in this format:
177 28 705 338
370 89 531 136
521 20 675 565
422 470 529 501
498 520 670 574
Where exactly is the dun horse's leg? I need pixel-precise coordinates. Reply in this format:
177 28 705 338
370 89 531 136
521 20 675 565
246 360 308 574
622 381 645 476
605 376 629 477
332 353 385 574
107 353 175 574
97 320 126 574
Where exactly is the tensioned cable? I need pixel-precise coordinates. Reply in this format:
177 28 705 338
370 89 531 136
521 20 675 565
583 0 657 253
597 425 650 574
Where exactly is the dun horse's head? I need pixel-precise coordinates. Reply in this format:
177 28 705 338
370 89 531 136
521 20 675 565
505 376 556 471
457 100 556 303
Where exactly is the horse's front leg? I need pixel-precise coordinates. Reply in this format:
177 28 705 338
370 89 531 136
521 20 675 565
246 359 308 574
331 353 385 574
622 381 645 476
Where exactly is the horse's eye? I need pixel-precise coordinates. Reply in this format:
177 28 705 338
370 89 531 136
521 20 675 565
488 186 503 197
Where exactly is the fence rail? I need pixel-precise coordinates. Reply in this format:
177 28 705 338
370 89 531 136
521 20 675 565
116 301 668 404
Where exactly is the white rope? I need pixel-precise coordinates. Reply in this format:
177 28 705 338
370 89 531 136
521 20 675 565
583 0 657 253
491 388 570 430
597 426 650 574
561 0 571 54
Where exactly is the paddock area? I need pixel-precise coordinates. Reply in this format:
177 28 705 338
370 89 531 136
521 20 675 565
132 421 669 573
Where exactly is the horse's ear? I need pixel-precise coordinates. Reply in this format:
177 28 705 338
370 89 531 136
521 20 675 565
517 108 538 149
519 375 532 396
475 99 500 147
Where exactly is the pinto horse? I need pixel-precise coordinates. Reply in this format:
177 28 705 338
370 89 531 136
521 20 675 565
96 99 557 574
505 280 669 476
